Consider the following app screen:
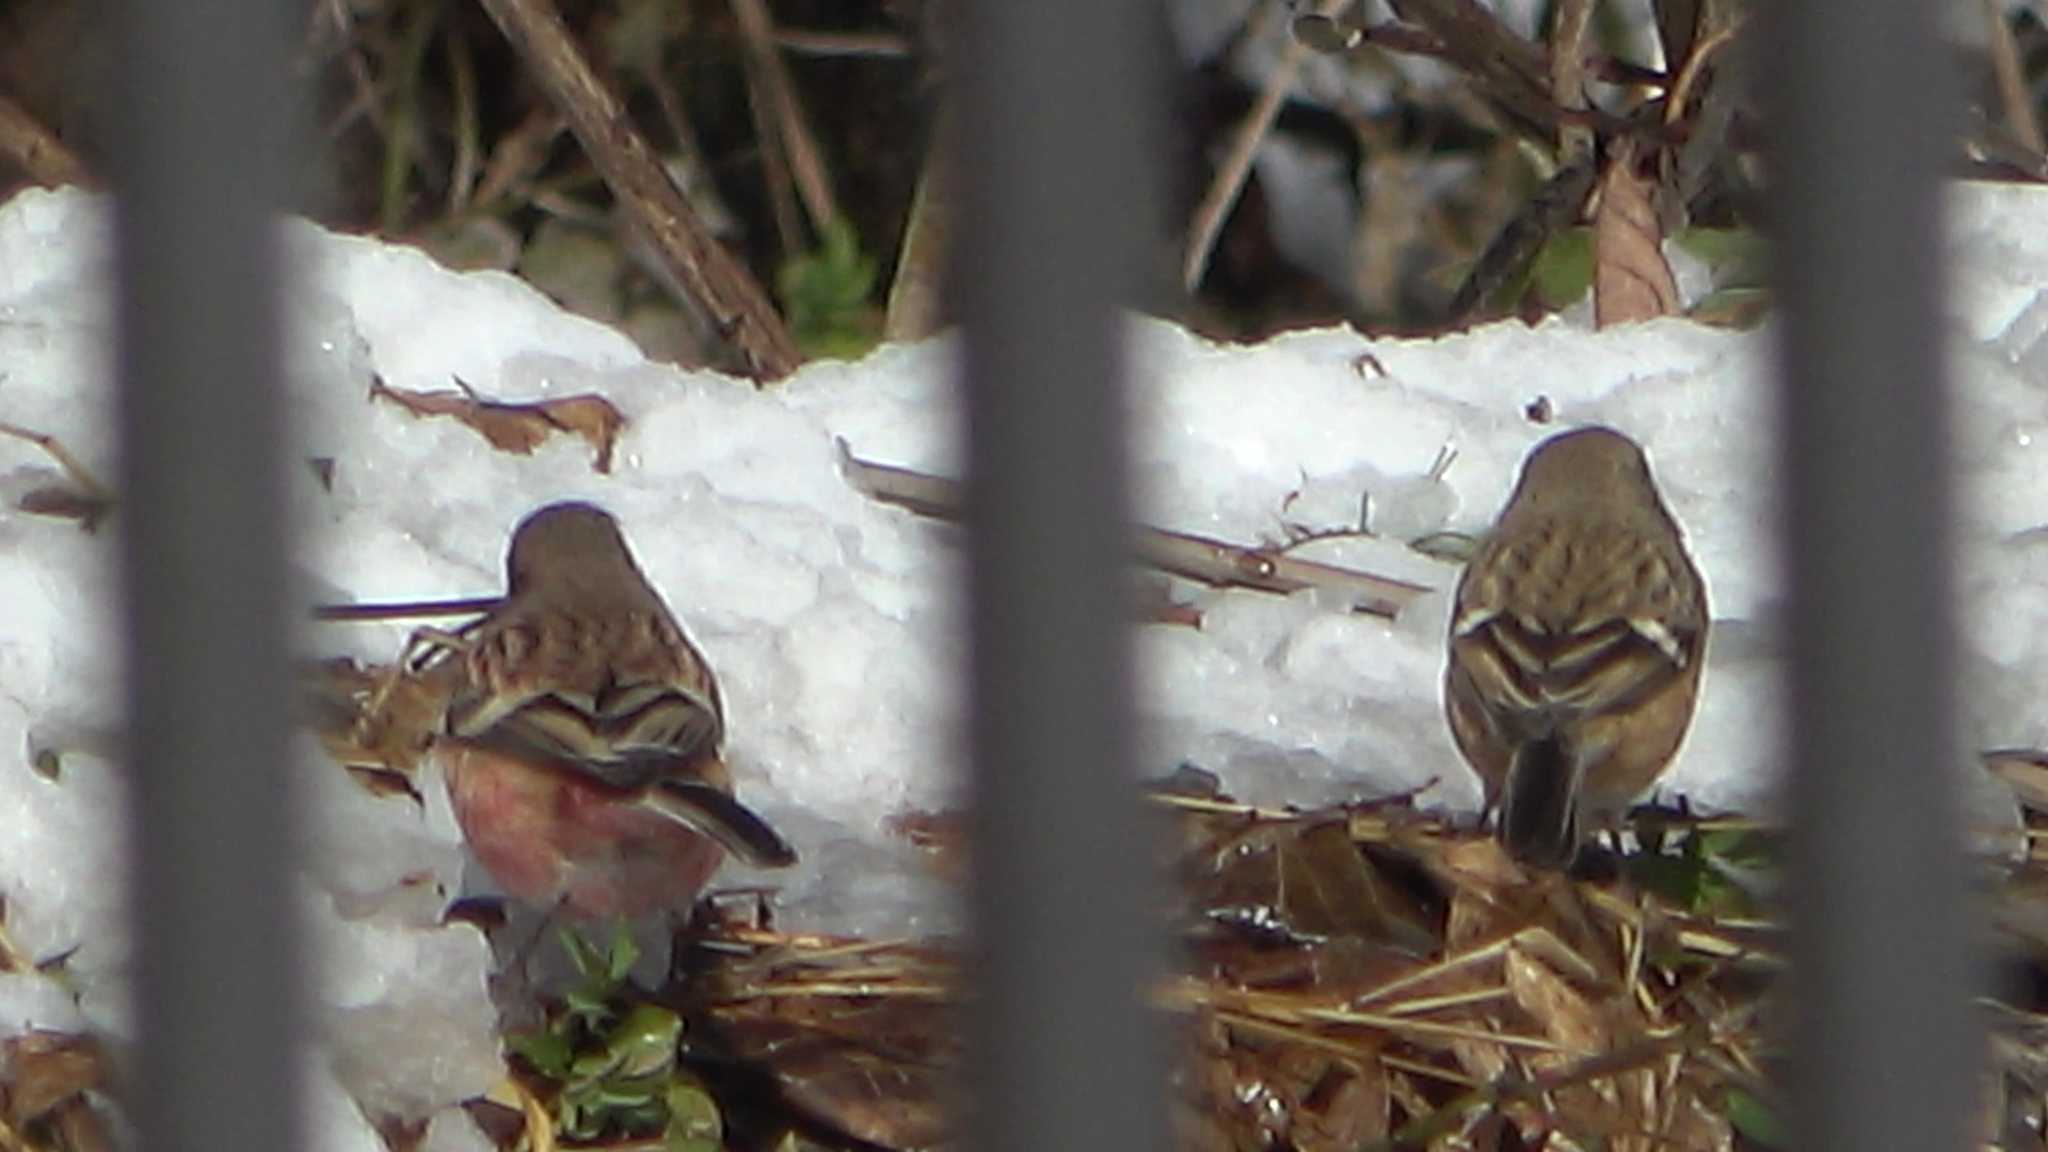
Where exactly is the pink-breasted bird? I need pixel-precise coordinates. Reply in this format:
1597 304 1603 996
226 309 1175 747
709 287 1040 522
426 501 795 918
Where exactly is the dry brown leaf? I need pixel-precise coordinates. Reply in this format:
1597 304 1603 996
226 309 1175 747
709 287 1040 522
1189 1022 1391 1152
1 1031 107 1126
533 394 627 472
1287 1053 1391 1151
1191 818 1440 953
1504 946 1607 1057
1592 138 1680 327
1662 1090 1738 1152
368 376 627 472
1505 946 1694 1152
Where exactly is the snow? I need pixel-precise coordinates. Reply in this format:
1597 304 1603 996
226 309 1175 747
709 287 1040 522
1 180 2044 1143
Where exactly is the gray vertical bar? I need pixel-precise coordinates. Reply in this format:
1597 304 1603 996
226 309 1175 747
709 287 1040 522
950 1 1169 1150
1759 4 1980 1150
108 1 302 1150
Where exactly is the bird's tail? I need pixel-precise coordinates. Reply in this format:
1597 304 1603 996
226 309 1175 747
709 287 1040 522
1499 726 1583 868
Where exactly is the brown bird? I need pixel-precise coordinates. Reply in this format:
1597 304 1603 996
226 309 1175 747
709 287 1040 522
1443 426 1708 868
426 501 796 919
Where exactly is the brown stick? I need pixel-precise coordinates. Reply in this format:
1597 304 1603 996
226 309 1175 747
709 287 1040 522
1548 0 1594 162
1986 0 2044 155
772 28 913 59
0 92 88 188
885 107 954 342
313 596 502 622
1183 0 1352 293
730 0 842 233
835 441 1434 619
473 0 803 381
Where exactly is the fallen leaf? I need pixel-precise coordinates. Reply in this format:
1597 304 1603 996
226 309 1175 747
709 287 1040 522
1 1031 107 1125
1592 137 1680 327
369 376 627 473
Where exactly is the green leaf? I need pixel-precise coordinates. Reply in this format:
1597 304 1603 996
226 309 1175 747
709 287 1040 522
507 1028 574 1078
605 922 642 984
664 1076 725 1152
1526 227 1594 311
778 220 883 361
599 1003 685 1082
560 925 605 979
1672 227 1769 288
1724 1087 1788 1148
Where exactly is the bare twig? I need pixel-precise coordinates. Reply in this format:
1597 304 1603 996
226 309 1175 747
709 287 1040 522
1384 0 1551 96
0 92 87 188
446 20 483 213
731 0 842 233
739 21 805 256
1652 0 1701 76
1549 0 1594 162
474 0 803 380
773 28 914 59
885 107 953 342
1986 0 2045 155
470 106 565 209
0 421 114 530
1663 14 1745 125
835 441 1434 619
312 596 501 623
1447 155 1598 322
1184 0 1353 292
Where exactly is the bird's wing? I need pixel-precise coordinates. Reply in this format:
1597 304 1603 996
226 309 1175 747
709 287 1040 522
455 679 723 791
1453 520 1702 723
641 779 798 868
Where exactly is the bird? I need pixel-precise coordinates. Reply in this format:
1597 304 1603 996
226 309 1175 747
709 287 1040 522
1442 426 1708 868
422 500 796 919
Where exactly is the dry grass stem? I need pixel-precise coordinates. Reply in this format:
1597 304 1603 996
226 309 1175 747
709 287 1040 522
473 0 801 379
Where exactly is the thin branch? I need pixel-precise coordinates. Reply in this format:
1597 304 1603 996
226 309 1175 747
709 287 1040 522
0 421 114 530
473 0 802 380
1302 4 1662 147
1184 0 1353 293
446 20 483 213
835 441 1433 619
1986 0 2045 155
731 0 842 233
1663 12 1745 124
312 596 502 622
885 106 953 342
1447 155 1598 322
772 28 913 59
1549 0 1594 162
470 106 564 209
0 92 88 188
738 13 805 256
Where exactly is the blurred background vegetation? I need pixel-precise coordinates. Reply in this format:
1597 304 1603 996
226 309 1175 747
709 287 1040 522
1 0 2045 373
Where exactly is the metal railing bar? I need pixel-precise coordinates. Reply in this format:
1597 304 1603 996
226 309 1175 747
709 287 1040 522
950 2 1172 1149
109 1 304 1148
1760 4 1983 1149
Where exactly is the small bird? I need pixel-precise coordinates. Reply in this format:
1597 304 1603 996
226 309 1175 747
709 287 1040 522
425 501 796 919
1443 426 1708 868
